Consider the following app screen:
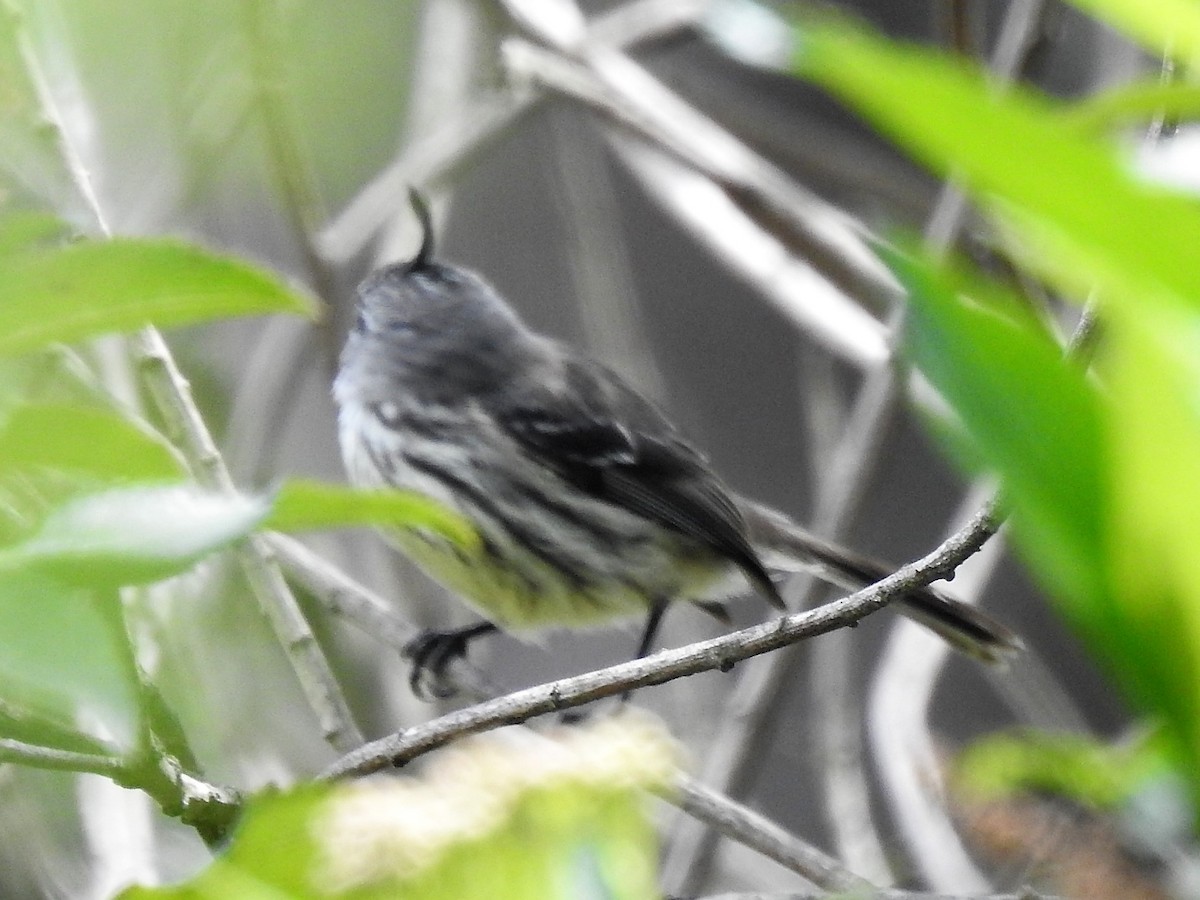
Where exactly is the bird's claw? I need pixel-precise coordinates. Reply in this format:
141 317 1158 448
402 622 496 700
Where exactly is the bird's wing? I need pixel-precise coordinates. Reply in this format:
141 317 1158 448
490 353 785 609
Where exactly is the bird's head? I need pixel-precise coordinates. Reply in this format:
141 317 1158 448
338 190 533 406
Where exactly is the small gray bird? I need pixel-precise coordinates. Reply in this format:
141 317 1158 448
334 192 1019 694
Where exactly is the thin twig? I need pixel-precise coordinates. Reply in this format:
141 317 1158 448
663 358 904 890
498 3 903 316
1 734 241 847
870 487 1004 895
271 533 880 885
239 0 340 315
0 738 124 778
611 139 890 369
22 12 364 763
0 694 118 759
266 533 498 702
267 533 416 651
669 775 871 894
548 114 670 402
131 327 364 752
321 507 995 778
319 0 704 263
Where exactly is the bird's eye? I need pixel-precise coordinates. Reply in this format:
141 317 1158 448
370 401 404 428
353 311 367 334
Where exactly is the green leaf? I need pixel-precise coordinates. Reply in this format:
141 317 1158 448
1063 80 1200 133
0 237 317 357
0 483 269 586
121 716 674 899
785 9 1200 825
0 571 137 743
793 20 1200 313
0 403 183 482
889 246 1107 611
266 479 478 551
0 210 73 256
1104 308 1200 784
955 730 1168 810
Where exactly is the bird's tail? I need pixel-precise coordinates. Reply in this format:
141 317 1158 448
739 502 1023 665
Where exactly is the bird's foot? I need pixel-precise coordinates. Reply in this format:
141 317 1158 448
403 622 497 700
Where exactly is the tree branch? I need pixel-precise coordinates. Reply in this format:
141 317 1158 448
269 531 879 886
498 0 901 316
669 775 871 894
318 0 705 262
21 0 365 758
320 506 994 779
0 737 124 778
131 328 364 753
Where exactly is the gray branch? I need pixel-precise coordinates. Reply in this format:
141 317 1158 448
320 505 994 779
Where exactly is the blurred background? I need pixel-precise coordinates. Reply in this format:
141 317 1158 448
0 0 1157 896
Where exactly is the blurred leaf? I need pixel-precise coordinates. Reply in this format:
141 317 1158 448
46 0 422 224
956 730 1168 809
0 483 268 586
794 20 1200 312
888 246 1107 610
1063 80 1200 133
0 210 72 256
123 716 673 899
893 246 1200 804
0 403 182 481
0 571 137 743
121 786 329 899
0 237 317 357
1058 0 1200 68
1104 308 1200 781
267 479 478 550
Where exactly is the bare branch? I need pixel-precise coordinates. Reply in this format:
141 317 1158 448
498 2 902 314
272 530 885 886
131 327 364 753
665 300 907 891
870 487 1005 894
267 533 500 702
611 139 890 368
240 0 340 313
669 775 871 894
15 0 364 756
320 508 995 779
0 738 124 778
319 0 702 263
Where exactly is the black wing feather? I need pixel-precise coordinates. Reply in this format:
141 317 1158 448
493 354 785 610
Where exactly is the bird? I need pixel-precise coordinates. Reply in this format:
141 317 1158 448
333 190 1020 696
